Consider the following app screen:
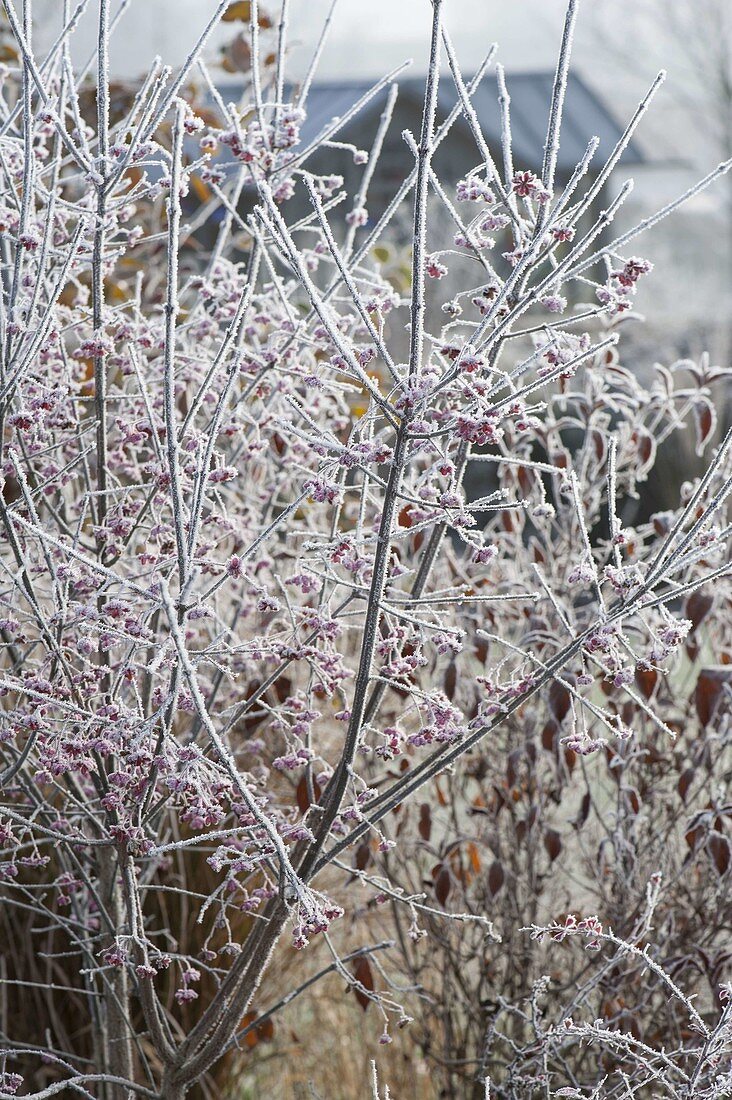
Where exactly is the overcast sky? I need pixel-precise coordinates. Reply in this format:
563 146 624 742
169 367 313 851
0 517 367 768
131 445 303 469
30 1 614 82
29 0 711 167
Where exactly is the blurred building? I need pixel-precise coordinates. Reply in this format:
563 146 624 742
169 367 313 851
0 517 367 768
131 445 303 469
31 0 732 356
291 72 644 221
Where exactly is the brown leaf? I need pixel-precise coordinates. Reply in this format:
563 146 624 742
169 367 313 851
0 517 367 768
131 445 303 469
695 668 732 727
221 32 252 73
686 590 714 633
190 174 213 204
708 832 731 877
632 427 656 478
517 465 535 496
258 1016 274 1041
240 1011 275 1047
434 779 448 807
678 768 694 804
223 0 251 19
541 720 558 751
239 1012 260 1048
223 1 273 26
506 749 521 789
574 791 591 830
353 841 371 872
2 476 21 505
543 829 562 863
634 667 657 700
418 803 432 842
625 788 640 815
652 511 672 537
433 863 451 906
444 660 457 701
295 774 321 814
693 397 717 456
488 860 504 896
548 681 571 724
467 842 482 874
592 429 607 464
353 956 374 1011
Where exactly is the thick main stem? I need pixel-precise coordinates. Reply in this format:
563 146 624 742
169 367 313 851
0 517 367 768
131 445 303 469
98 854 134 1098
93 3 133 1095
298 423 410 877
163 6 447 1092
297 0 444 882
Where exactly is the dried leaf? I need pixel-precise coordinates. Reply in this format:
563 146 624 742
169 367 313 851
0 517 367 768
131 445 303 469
708 833 731 877
240 1011 275 1047
541 720 558 751
686 590 714 633
592 429 607 464
548 681 571 724
543 829 562 863
223 1 273 26
574 791 591 830
506 749 521 789
467 842 482 874
693 396 717 456
634 667 657 700
353 956 374 1011
695 668 732 727
488 860 504 896
223 0 251 19
295 774 321 814
632 427 656 478
418 803 432 842
1 476 20 505
625 788 640 815
221 32 252 73
190 174 213 204
433 863 451 906
678 768 694 804
434 779 448 807
260 1019 274 1043
353 841 371 872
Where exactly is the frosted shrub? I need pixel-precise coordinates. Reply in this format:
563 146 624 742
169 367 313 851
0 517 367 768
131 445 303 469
0 1 730 1097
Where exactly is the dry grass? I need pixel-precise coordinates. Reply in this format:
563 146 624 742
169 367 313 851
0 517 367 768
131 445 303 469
237 975 439 1099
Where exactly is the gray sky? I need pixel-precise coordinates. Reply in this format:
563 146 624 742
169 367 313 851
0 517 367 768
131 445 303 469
29 0 712 167
31 1 581 82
